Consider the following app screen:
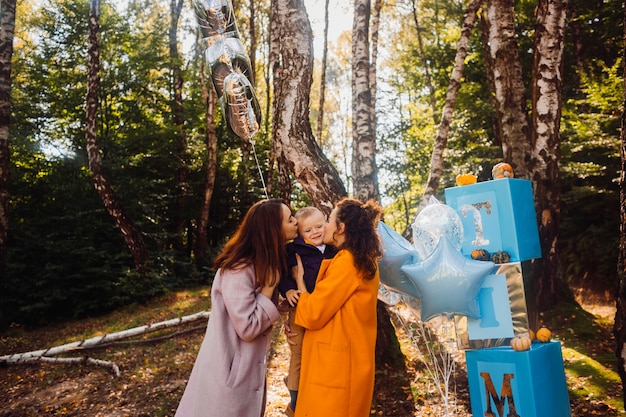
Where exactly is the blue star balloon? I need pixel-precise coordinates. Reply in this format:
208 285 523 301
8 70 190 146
377 222 421 300
401 236 496 321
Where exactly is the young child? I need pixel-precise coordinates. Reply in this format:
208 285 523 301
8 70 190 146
278 206 337 417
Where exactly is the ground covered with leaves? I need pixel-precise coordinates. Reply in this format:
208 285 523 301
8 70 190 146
0 288 622 416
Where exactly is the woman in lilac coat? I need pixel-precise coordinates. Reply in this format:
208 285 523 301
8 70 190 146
175 198 298 417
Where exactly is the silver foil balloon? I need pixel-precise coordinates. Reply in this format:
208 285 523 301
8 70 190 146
193 0 239 40
204 36 253 97
221 72 261 139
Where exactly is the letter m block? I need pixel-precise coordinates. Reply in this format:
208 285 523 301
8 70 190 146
465 342 571 417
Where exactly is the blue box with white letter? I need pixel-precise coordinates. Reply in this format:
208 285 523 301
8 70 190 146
444 178 541 262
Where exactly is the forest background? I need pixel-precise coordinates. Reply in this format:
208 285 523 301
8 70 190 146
0 0 623 409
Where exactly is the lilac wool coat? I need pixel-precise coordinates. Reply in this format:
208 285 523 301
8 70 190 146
175 264 281 417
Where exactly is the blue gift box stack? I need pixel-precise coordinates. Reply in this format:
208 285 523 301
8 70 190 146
444 177 572 417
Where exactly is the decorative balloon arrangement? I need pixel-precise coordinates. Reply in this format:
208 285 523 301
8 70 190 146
193 0 267 195
378 197 496 322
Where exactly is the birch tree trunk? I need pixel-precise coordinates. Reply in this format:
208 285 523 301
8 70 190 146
483 0 531 177
0 0 16 327
170 0 188 253
316 0 330 147
352 0 379 202
86 0 148 273
614 1 626 403
420 0 484 209
0 0 16 269
528 0 568 311
269 0 346 214
370 0 381 144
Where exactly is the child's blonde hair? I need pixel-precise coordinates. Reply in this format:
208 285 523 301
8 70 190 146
294 206 324 222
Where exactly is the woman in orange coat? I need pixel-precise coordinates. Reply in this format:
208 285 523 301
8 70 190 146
292 197 383 417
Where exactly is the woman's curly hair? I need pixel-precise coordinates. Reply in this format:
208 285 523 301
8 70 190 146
333 198 383 280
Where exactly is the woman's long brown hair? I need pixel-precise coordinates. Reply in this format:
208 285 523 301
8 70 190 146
333 198 383 280
213 198 288 287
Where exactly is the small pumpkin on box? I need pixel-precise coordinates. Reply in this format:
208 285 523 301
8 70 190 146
510 335 532 352
471 249 491 261
456 173 477 186
491 250 511 264
536 327 552 343
492 162 514 180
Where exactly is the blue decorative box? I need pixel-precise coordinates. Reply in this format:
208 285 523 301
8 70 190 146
444 179 541 262
465 341 571 417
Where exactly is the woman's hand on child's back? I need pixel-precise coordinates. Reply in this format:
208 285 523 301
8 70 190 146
285 289 301 307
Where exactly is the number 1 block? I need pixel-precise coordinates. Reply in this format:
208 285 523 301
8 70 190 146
444 179 541 262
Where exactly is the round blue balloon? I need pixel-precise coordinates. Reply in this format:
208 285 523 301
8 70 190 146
377 222 421 300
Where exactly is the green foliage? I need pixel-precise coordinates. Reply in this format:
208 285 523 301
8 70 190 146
4 0 270 324
378 0 622 300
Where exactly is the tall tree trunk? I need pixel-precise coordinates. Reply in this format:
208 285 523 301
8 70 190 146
352 0 379 202
528 0 568 311
170 0 188 253
353 0 404 370
479 11 504 149
483 0 531 177
269 0 346 214
411 0 437 121
614 0 626 405
0 0 16 326
370 0 381 143
193 60 218 269
86 0 148 273
420 0 484 209
316 0 330 147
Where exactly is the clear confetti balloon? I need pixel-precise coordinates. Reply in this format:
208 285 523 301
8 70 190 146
412 199 463 260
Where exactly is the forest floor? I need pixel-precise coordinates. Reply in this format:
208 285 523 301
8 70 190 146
0 286 623 417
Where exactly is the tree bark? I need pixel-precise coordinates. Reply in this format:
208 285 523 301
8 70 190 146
0 0 16 269
479 11 504 149
194 59 218 269
483 0 531 177
420 0 484 209
86 0 148 273
614 1 626 405
352 0 379 202
316 0 330 147
269 0 346 214
0 0 16 328
170 0 188 253
528 0 568 312
370 0 381 146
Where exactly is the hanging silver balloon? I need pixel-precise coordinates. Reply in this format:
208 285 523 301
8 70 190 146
193 0 239 40
193 0 268 197
221 71 261 139
204 36 253 98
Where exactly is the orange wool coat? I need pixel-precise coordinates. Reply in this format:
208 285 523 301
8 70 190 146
294 249 379 417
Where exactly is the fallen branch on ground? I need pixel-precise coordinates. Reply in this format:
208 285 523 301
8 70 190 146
0 310 210 375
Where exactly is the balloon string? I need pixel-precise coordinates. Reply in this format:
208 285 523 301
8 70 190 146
250 140 268 199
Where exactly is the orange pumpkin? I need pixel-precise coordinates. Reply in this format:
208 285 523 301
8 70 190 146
492 162 514 180
536 327 552 343
456 173 477 186
510 336 532 351
471 249 490 261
